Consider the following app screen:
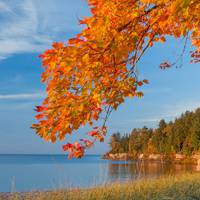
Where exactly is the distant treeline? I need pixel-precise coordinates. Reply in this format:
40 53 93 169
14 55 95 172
109 108 200 156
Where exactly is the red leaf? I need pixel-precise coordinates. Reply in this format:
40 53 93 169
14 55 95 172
35 114 44 120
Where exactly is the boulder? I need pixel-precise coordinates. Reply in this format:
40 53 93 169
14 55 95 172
148 154 161 160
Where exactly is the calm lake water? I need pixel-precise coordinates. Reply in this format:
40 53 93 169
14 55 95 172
0 154 198 192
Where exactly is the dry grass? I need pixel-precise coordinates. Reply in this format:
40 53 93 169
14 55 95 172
2 173 200 200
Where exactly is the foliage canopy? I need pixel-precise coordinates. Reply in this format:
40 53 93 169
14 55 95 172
32 0 200 158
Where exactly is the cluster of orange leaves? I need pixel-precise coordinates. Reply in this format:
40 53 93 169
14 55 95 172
32 0 200 159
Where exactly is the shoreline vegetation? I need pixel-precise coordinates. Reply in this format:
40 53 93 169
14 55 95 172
104 108 200 167
2 173 200 200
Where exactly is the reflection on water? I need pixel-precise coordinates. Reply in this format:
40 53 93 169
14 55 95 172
108 161 197 182
0 155 197 192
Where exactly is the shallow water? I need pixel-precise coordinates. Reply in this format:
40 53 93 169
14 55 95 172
0 154 197 192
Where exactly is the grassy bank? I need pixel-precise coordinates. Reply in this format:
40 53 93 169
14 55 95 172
3 173 200 200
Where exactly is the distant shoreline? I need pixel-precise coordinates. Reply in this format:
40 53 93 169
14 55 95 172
102 152 200 165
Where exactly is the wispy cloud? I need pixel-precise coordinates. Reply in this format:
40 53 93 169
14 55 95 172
0 1 13 13
0 92 45 100
0 0 90 60
125 115 174 125
127 99 200 125
164 100 200 119
0 0 52 59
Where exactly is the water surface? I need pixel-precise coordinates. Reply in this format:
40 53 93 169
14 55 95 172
0 154 197 192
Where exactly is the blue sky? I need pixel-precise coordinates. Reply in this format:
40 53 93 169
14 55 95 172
0 0 200 155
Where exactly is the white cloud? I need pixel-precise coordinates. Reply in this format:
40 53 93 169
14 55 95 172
0 0 52 59
0 0 90 60
0 39 49 56
0 92 45 100
0 1 13 13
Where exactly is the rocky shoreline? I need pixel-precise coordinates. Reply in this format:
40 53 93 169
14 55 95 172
102 153 200 166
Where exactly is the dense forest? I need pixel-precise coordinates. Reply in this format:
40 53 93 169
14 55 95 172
109 108 200 156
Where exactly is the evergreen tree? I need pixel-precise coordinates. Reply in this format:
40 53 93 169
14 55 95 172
108 108 200 156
